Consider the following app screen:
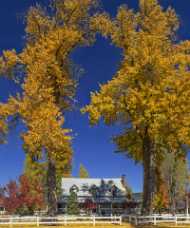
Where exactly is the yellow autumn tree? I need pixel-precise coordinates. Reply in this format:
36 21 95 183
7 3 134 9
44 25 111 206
0 103 14 144
0 0 97 215
83 0 190 214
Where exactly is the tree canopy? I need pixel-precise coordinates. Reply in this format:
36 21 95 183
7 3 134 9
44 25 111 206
83 0 190 213
0 0 98 215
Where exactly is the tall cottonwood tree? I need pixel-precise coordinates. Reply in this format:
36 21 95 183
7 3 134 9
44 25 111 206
83 0 190 214
0 0 97 215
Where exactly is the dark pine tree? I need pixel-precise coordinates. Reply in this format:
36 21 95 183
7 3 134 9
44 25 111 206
67 189 79 215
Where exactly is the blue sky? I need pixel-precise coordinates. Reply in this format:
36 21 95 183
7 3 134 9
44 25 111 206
0 0 190 193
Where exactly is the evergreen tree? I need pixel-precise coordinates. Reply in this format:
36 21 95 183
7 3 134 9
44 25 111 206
79 164 89 178
67 189 79 215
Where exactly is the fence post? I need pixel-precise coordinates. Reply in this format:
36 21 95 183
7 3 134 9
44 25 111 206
119 216 122 225
64 215 67 226
175 216 177 225
135 216 138 226
36 216 39 227
93 215 96 226
153 215 156 225
9 217 12 228
186 214 189 221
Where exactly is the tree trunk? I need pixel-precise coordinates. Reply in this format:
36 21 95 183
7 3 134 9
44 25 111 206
186 194 189 216
171 195 176 215
142 135 156 215
47 158 57 216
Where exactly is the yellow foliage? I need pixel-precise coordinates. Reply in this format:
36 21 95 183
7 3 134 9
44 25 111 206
83 0 190 164
82 1 190 212
0 0 97 176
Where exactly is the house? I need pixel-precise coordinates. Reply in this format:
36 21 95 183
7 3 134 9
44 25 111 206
58 176 139 215
0 198 5 215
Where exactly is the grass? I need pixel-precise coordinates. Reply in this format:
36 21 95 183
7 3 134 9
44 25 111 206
137 224 190 228
2 223 190 228
0 224 134 228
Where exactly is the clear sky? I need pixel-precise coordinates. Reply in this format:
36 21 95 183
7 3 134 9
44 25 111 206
0 0 190 193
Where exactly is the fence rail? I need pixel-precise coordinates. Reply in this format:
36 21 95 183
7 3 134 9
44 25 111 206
0 215 122 226
125 214 190 225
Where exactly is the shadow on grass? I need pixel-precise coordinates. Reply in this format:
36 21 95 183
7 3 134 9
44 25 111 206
135 224 190 228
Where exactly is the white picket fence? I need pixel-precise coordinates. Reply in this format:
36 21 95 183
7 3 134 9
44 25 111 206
0 215 122 226
125 214 190 225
